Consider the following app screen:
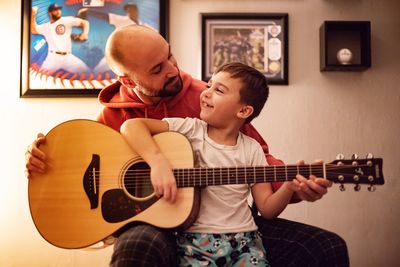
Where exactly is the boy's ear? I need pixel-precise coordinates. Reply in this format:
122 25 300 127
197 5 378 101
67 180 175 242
119 76 136 89
237 105 254 120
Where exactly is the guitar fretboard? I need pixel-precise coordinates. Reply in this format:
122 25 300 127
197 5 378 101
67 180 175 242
173 164 326 187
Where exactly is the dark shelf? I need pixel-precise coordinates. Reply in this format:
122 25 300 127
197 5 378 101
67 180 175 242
320 21 371 71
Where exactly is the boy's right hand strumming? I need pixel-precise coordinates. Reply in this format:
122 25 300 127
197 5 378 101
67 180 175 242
149 154 177 203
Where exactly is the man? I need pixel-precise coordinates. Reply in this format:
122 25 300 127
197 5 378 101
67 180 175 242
31 3 91 74
25 25 349 267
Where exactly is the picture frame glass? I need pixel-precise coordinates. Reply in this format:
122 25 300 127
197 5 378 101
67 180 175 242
21 0 167 97
202 14 288 85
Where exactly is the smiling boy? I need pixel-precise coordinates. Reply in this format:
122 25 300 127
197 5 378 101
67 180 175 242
120 62 301 266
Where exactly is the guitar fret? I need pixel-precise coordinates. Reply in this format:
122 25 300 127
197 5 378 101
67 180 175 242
233 168 237 184
263 166 266 182
274 165 277 182
285 165 287 181
235 167 239 185
176 169 180 187
213 168 215 186
205 168 208 186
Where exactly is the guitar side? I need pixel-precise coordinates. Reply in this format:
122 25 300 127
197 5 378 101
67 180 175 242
28 120 197 249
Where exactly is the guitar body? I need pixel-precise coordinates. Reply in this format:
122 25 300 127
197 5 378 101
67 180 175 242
28 120 199 249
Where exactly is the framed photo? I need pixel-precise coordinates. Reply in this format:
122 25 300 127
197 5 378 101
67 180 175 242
20 0 169 97
201 13 288 85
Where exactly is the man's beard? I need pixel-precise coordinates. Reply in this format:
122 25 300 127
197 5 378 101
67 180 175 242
51 13 62 21
135 72 183 98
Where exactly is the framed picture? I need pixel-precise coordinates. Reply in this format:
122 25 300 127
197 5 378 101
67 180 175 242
201 13 288 85
20 0 169 97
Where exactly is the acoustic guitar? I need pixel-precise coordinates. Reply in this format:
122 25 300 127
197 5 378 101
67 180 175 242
28 119 384 249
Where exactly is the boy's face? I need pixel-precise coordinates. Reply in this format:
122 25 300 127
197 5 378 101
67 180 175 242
200 71 246 127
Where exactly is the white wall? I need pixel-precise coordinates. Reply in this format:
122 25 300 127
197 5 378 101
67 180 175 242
1 0 399 266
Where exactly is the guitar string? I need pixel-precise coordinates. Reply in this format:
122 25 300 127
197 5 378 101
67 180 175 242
80 165 374 188
83 164 363 176
84 165 368 177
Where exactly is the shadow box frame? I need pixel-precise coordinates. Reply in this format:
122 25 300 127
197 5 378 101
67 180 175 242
201 13 288 85
20 0 169 98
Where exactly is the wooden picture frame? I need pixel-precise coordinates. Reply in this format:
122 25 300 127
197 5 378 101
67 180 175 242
20 0 169 97
201 13 288 85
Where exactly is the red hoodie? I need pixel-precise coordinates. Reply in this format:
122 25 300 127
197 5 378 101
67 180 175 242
97 71 291 196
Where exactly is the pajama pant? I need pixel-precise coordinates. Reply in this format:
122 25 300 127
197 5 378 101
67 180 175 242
110 218 349 267
176 231 270 267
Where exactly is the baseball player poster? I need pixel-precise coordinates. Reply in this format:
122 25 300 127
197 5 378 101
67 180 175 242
21 0 167 97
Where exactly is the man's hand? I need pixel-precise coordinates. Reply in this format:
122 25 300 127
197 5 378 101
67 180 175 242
32 6 38 15
25 133 47 178
294 160 332 202
77 8 88 19
71 33 88 42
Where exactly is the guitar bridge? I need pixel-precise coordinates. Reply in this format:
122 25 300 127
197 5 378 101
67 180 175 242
83 154 100 209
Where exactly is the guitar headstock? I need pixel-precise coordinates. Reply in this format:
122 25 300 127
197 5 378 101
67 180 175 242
327 154 384 191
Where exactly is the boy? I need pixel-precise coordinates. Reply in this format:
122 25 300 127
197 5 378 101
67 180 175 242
120 62 300 266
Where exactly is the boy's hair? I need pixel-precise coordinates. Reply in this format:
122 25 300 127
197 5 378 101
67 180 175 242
215 62 269 123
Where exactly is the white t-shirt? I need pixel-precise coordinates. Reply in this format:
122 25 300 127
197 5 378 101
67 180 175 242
37 16 82 53
163 117 267 233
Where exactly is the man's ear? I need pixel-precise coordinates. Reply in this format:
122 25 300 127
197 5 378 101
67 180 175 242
237 105 254 120
119 76 136 89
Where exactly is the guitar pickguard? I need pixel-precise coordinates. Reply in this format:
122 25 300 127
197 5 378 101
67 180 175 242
101 189 159 223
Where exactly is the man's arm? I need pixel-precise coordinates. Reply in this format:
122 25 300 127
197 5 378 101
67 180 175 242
31 7 39 34
120 118 177 203
77 8 110 21
25 133 47 178
75 17 89 41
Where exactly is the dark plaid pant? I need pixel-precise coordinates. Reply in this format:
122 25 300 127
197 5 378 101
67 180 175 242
110 218 349 267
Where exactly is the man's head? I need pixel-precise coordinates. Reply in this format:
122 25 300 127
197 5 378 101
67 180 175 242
201 62 268 125
48 3 62 21
105 25 182 103
123 2 139 23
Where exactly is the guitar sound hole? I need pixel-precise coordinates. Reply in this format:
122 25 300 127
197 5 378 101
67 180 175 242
124 161 153 199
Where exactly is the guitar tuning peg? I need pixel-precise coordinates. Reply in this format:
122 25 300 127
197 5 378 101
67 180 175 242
368 185 376 192
336 153 345 160
354 184 361 191
351 154 359 160
366 153 374 159
339 184 346 191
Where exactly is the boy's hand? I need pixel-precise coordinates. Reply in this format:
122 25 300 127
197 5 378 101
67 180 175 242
294 160 332 202
150 157 177 203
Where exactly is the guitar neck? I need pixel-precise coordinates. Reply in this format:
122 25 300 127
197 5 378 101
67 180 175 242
173 164 325 187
